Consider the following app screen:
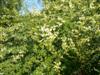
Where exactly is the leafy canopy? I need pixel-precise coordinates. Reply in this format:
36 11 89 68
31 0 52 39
0 0 100 75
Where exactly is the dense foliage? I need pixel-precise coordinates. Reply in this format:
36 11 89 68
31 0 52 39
0 0 100 75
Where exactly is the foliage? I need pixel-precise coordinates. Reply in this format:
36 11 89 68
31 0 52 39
0 0 100 75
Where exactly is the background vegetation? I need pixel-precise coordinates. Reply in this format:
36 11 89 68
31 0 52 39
0 0 100 75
